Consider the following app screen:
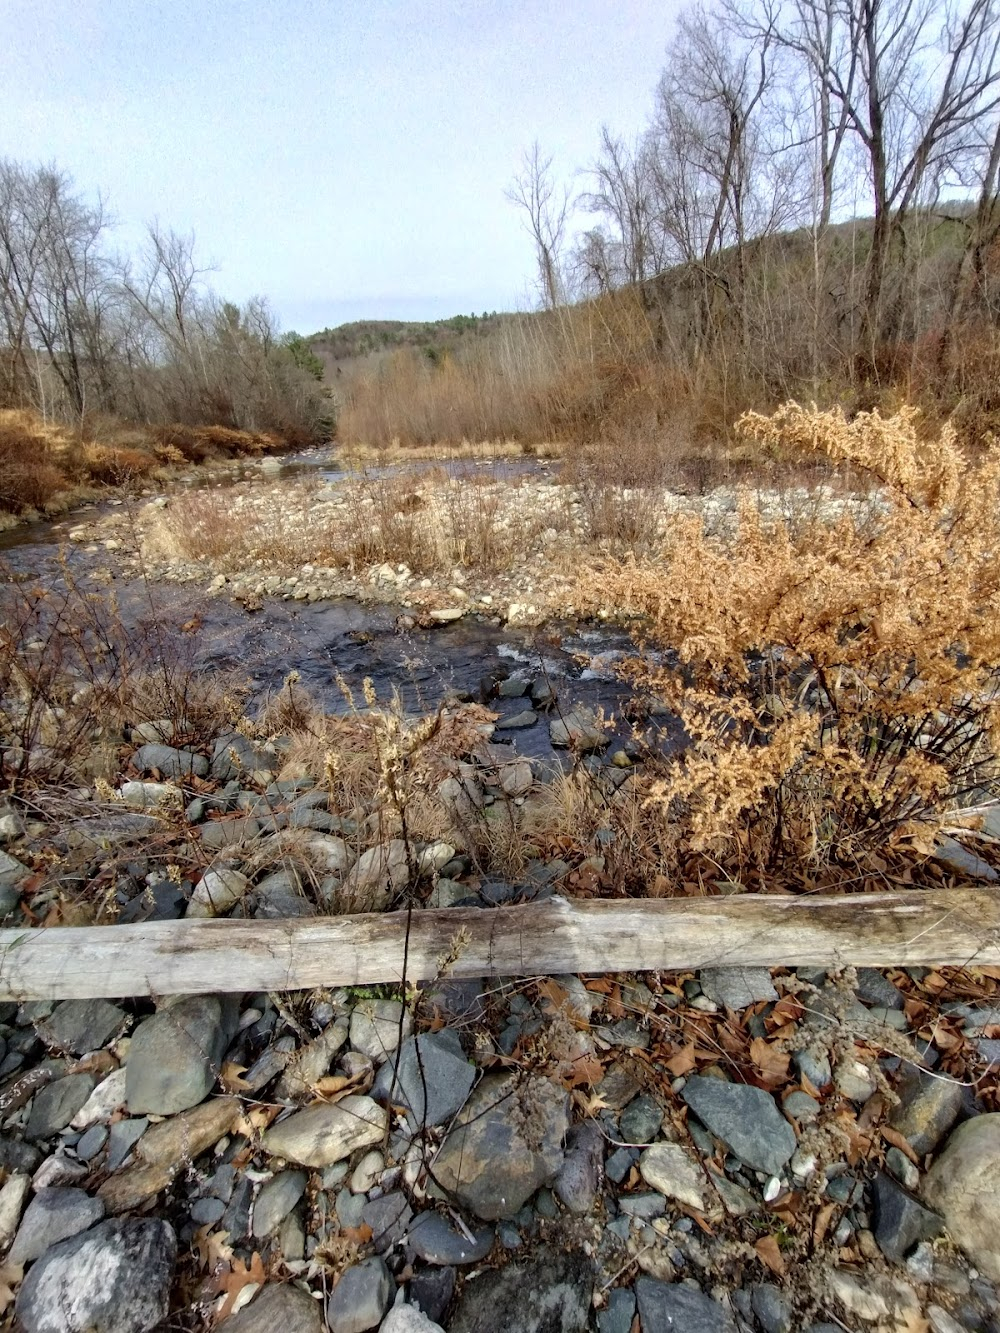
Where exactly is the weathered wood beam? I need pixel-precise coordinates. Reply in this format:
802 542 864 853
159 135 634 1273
0 889 997 1001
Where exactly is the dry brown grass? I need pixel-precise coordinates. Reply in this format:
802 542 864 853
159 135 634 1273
572 402 1000 882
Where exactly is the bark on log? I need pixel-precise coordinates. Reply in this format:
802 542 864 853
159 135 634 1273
0 888 997 1000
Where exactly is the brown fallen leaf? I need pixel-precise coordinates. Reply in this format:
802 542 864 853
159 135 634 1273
754 1233 786 1277
220 1062 252 1094
215 1251 266 1320
881 1125 920 1164
750 1036 791 1086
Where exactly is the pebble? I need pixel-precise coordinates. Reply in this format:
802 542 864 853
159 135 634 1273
252 1169 308 1237
699 967 778 1010
263 1096 386 1167
327 1255 392 1333
552 1121 604 1214
126 994 236 1115
408 1210 494 1263
888 1066 965 1155
640 1142 713 1212
226 1284 323 1332
619 1092 663 1144
26 1073 96 1140
9 1186 105 1264
349 999 413 1064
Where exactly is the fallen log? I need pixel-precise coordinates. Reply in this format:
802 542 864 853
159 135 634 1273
0 888 998 1001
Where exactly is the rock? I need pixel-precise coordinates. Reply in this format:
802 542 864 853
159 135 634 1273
26 1074 96 1140
640 1142 715 1213
380 1297 446 1333
262 1095 386 1167
15 1217 176 1333
186 867 251 918
132 743 208 779
349 999 413 1064
408 1267 455 1324
126 994 237 1115
96 1163 175 1214
106 1118 148 1171
0 1172 30 1248
827 1269 922 1325
117 781 180 810
750 1284 793 1333
0 849 30 885
408 1210 494 1264
888 1066 965 1156
856 969 905 1010
549 709 608 751
448 1247 594 1333
553 1121 604 1214
871 1170 943 1262
598 1288 636 1333
252 1170 307 1237
681 1075 796 1176
37 999 125 1055
432 1073 570 1220
635 1277 738 1333
276 1018 350 1099
699 967 778 1010
211 733 280 782
498 759 533 797
619 1092 663 1145
224 1284 323 1333
198 817 261 852
350 1150 384 1194
429 607 464 623
495 710 537 729
342 840 412 908
384 1032 475 1130
71 1069 128 1129
923 1114 1000 1279
135 1096 239 1166
361 1192 412 1252
250 869 315 918
327 1255 392 1332
933 835 999 880
9 1186 105 1264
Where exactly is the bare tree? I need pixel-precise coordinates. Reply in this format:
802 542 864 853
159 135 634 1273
506 141 571 309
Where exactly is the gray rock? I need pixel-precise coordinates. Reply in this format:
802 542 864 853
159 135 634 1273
619 1093 663 1144
361 1192 412 1253
639 1142 714 1212
26 1074 96 1140
635 1277 737 1332
783 1091 821 1124
856 969 905 1010
38 1000 125 1055
408 1210 494 1263
250 869 315 918
133 743 208 779
681 1075 796 1176
186 866 251 917
225 1283 323 1333
553 1121 604 1214
699 967 778 1010
15 1217 175 1333
432 1073 569 1220
0 882 21 917
211 734 280 782
617 1192 666 1219
327 1255 392 1333
263 1096 386 1168
496 710 537 729
751 1283 794 1333
871 1171 943 1262
336 1187 366 1230
189 1197 225 1226
923 1114 1000 1280
0 849 30 885
598 1288 636 1333
349 999 413 1064
75 1125 108 1161
888 1066 965 1156
448 1247 594 1333
384 1032 475 1131
106 1118 148 1171
9 1187 105 1264
252 1170 307 1238
792 1048 831 1088
409 1266 455 1324
932 836 998 881
549 709 608 751
126 994 237 1115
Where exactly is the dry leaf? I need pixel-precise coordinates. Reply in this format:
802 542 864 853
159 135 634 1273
751 1037 791 1086
216 1251 266 1320
220 1062 252 1094
755 1234 786 1277
339 1223 373 1245
881 1126 920 1164
813 1201 837 1247
665 1042 698 1076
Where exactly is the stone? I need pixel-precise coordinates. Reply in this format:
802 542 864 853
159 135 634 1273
361 1192 412 1252
933 836 998 880
783 1091 821 1124
429 607 464 623
135 1096 239 1167
640 1142 714 1212
118 781 180 810
549 709 608 751
9 1187 105 1264
126 994 237 1115
923 1114 1000 1280
275 1018 350 1099
224 1284 323 1333
598 1288 636 1333
827 1270 922 1325
699 967 778 1010
349 999 413 1064
448 1247 594 1333
750 1284 793 1333
856 969 905 1010
197 817 261 852
634 1277 738 1333
186 867 251 918
871 1170 943 1262
496 710 537 729
342 840 412 908
262 1095 386 1167
385 1031 475 1130
0 1172 30 1249
888 1066 965 1156
681 1075 796 1176
15 1217 175 1333
250 869 315 918
252 1170 307 1237
26 1074 96 1140
408 1210 494 1264
619 1092 663 1144
132 743 208 779
349 1149 384 1194
37 999 125 1055
327 1255 392 1332
553 1121 604 1214
96 1163 175 1214
432 1073 570 1220
106 1118 148 1171
408 1267 455 1324
71 1068 128 1129
381 1297 446 1333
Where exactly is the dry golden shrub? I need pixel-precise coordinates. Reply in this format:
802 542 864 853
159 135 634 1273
574 403 1000 876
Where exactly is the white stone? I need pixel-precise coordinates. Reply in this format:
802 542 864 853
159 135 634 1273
186 868 251 919
0 1173 30 1249
639 1143 711 1212
71 1068 128 1129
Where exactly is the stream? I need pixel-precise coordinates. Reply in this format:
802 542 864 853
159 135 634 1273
0 449 675 766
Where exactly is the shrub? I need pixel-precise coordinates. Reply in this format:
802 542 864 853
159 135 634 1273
0 412 68 512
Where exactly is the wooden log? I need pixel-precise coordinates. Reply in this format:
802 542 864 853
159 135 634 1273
0 888 997 1001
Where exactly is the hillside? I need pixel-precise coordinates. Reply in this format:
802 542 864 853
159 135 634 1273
306 312 513 378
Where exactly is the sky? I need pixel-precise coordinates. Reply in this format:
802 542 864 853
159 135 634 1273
3 0 684 333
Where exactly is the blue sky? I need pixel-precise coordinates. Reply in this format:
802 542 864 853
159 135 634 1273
4 0 683 332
